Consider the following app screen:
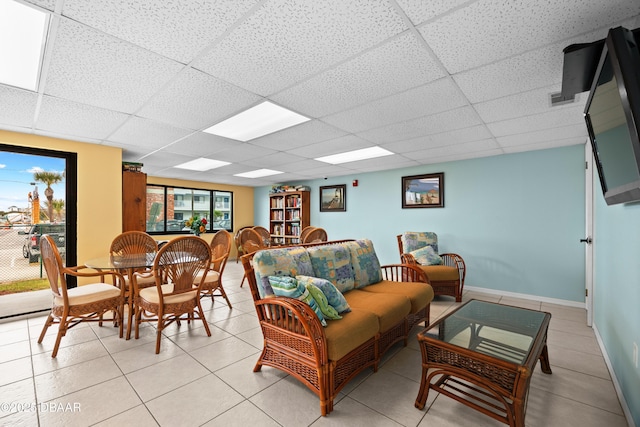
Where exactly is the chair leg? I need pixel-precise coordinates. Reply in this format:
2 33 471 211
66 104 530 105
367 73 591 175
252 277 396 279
155 318 163 354
196 301 212 337
51 317 68 358
37 313 54 344
218 285 233 309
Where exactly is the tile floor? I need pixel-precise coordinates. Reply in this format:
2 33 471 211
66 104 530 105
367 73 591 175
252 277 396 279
0 261 629 426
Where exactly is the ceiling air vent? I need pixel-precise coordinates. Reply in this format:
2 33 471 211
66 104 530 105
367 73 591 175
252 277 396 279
550 91 576 107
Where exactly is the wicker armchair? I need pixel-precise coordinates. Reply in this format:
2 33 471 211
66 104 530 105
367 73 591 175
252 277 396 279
38 235 126 357
302 227 327 243
233 226 252 262
132 236 212 353
196 229 233 308
110 231 159 339
397 232 466 302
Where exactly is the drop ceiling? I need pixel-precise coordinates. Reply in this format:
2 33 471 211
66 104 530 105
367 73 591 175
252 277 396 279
1 0 639 187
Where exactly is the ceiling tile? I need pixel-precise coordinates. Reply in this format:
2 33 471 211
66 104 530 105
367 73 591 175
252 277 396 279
43 18 184 113
208 143 278 163
251 120 348 151
420 0 640 74
240 152 308 169
109 116 193 148
341 154 419 173
395 0 471 26
0 86 38 129
322 77 467 134
497 124 587 147
36 96 128 140
487 104 586 137
272 32 446 117
287 135 373 159
61 0 259 64
502 138 586 154
23 0 56 11
357 106 482 144
161 132 239 157
408 139 501 160
193 0 408 96
137 68 262 130
421 148 505 165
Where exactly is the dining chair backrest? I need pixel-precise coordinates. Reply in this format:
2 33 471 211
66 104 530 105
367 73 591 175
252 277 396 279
110 231 158 256
154 236 211 293
41 234 67 302
210 229 232 272
299 226 316 243
239 228 264 254
252 226 271 246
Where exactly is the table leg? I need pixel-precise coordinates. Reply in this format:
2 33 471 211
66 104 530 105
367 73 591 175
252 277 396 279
539 343 552 374
415 364 430 409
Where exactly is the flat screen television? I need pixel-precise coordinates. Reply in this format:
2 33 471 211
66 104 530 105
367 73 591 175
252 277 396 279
584 26 640 205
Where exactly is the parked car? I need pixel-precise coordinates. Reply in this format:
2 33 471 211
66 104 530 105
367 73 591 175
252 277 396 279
212 219 231 230
19 223 66 263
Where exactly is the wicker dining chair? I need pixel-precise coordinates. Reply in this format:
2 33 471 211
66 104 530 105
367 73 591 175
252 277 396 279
110 231 159 339
302 227 328 243
132 236 212 354
38 235 126 357
197 229 233 308
252 225 271 247
233 226 253 263
239 227 265 287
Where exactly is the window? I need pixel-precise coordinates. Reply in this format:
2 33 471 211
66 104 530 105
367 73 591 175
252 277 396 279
146 185 233 234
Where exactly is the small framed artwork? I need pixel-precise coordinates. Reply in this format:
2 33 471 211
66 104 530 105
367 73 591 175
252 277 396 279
402 173 444 208
320 184 346 212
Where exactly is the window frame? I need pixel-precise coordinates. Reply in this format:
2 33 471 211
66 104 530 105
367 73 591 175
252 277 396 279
146 184 233 235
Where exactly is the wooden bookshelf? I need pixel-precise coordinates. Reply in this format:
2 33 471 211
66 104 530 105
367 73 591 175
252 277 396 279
269 191 310 245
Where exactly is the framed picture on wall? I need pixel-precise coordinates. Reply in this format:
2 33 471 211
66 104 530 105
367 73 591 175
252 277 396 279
402 173 444 208
320 184 346 212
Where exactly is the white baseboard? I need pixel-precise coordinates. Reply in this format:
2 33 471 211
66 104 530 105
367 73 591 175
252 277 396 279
593 325 636 427
464 285 585 309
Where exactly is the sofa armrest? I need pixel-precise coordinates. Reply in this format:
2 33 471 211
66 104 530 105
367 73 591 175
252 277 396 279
254 296 328 365
440 253 466 283
381 264 428 283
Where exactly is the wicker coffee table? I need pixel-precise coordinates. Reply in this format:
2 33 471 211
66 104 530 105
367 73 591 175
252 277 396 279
415 299 552 427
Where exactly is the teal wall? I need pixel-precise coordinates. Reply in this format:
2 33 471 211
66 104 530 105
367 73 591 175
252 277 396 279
593 184 640 425
255 144 586 302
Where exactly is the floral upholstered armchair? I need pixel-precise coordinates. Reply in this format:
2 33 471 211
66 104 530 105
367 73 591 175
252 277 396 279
397 232 466 302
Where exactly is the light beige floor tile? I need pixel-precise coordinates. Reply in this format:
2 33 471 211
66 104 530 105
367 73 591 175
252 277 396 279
31 339 110 376
98 323 159 354
215 354 287 398
38 376 142 427
549 316 594 337
547 345 610 379
547 329 601 356
0 318 28 333
498 297 542 311
0 328 30 347
213 312 260 335
35 355 122 402
110 337 185 374
125 353 209 402
530 365 624 415
0 378 36 418
235 326 266 349
348 369 425 426
0 339 31 364
380 346 422 382
0 406 39 426
190 336 260 372
541 302 587 323
526 385 628 427
203 400 280 427
146 373 244 425
0 357 33 387
311 396 404 426
167 323 231 351
419 393 504 426
31 324 97 356
250 376 323 427
93 404 159 427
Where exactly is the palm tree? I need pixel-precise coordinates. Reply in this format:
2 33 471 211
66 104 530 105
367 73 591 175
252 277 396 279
34 171 63 223
52 199 65 222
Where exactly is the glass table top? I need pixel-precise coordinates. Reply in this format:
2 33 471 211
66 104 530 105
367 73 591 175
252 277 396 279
420 300 549 365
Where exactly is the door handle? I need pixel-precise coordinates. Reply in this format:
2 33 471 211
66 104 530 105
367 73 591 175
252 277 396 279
580 237 593 244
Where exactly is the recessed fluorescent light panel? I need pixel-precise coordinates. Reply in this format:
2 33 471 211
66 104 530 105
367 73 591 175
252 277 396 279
315 147 394 164
234 169 283 178
203 101 310 141
0 0 48 91
174 158 230 171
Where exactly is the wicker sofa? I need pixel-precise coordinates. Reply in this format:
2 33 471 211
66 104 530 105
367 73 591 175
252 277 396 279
241 239 434 416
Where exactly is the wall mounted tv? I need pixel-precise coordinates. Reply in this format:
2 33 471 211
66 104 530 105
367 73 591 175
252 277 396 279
584 26 640 205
